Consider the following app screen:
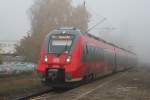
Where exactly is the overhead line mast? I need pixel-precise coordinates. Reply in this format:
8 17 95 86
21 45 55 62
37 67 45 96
86 17 106 33
82 0 107 33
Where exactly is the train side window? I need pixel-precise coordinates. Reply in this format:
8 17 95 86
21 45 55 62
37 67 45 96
90 45 93 61
91 46 95 61
90 46 93 61
86 44 88 55
95 48 98 60
87 45 91 61
93 47 96 61
99 48 104 60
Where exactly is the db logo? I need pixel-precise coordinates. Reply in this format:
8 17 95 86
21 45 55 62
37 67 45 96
53 58 60 63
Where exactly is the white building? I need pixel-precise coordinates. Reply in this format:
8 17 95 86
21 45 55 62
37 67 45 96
0 41 17 54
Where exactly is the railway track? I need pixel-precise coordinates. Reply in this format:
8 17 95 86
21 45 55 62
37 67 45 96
14 85 73 100
27 69 131 100
14 87 52 100
13 68 132 100
73 71 128 100
3 66 148 100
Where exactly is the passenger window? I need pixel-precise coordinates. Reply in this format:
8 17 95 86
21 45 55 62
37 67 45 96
86 44 88 55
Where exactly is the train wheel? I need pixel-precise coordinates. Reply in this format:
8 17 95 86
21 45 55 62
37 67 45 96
93 74 96 80
84 73 94 83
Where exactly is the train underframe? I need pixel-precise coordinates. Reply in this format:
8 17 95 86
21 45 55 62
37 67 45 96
40 68 83 88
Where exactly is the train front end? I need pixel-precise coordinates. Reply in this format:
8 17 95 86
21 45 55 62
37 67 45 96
36 28 84 87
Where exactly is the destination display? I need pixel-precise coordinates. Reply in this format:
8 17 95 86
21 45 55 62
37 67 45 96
51 34 73 39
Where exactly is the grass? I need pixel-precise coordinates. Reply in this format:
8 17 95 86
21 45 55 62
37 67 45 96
0 71 32 78
0 71 43 98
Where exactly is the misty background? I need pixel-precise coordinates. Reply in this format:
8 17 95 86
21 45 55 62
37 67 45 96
0 0 150 62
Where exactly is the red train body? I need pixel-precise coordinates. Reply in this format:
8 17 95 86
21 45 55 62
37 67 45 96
36 27 137 87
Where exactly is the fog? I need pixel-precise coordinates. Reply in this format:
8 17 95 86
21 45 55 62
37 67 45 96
74 0 150 63
0 0 150 62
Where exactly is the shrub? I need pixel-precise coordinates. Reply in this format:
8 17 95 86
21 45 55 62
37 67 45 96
0 54 2 64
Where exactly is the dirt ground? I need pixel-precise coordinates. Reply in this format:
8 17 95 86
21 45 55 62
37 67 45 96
32 65 150 100
0 72 43 100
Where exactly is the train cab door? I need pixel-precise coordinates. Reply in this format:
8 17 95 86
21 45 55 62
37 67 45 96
103 48 116 74
110 48 117 73
103 49 109 74
113 48 117 72
82 43 90 75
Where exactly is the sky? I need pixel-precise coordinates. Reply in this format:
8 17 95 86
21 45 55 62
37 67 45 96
0 0 150 62
74 0 150 62
0 0 33 41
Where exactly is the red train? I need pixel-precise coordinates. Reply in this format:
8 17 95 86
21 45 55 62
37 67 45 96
36 27 137 87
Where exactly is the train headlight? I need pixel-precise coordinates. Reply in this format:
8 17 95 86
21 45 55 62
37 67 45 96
44 55 48 62
66 56 71 63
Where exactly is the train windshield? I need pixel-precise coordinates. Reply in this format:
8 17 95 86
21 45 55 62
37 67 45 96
50 39 72 53
49 35 74 54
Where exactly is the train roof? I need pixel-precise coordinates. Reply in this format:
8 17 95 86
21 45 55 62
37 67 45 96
85 33 136 55
56 27 80 31
47 27 82 36
48 27 136 55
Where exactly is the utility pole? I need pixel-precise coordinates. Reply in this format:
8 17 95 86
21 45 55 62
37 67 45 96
86 17 107 33
83 0 86 8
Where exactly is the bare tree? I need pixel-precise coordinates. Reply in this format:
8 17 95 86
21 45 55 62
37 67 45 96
16 0 90 62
